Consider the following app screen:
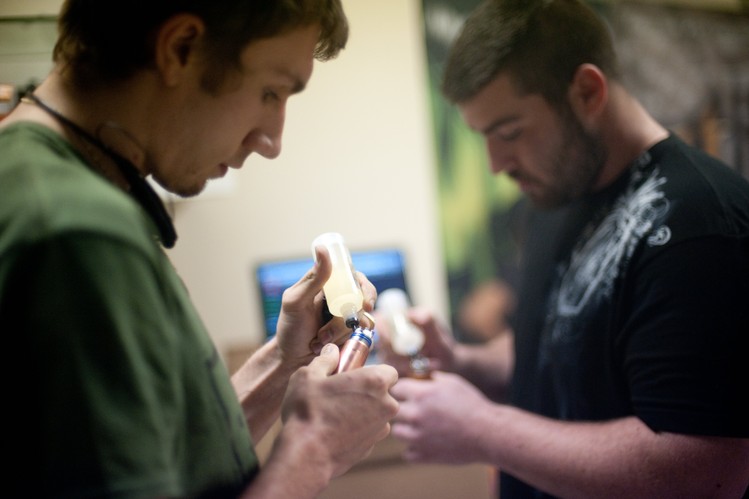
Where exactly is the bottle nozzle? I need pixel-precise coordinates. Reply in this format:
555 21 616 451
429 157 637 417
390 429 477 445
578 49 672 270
345 316 360 330
341 303 360 330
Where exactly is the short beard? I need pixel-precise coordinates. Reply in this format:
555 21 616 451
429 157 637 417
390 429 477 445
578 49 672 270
536 107 607 209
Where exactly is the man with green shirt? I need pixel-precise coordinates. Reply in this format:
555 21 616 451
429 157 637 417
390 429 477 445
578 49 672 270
0 1 399 497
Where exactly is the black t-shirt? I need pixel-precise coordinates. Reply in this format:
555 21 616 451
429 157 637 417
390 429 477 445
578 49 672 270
501 135 749 498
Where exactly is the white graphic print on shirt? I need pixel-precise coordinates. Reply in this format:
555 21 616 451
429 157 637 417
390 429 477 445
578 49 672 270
552 162 671 343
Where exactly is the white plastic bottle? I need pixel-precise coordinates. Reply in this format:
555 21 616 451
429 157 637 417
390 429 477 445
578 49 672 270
376 288 424 356
376 288 430 378
311 232 363 329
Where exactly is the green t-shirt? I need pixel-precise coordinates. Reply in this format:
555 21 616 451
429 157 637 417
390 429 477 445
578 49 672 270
0 122 257 498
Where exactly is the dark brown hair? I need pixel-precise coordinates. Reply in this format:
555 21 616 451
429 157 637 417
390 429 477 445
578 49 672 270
442 0 620 109
54 0 348 92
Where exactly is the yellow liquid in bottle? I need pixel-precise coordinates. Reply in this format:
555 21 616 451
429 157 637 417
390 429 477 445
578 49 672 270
312 233 363 324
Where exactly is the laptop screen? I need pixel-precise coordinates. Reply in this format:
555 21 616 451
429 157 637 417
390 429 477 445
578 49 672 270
254 248 409 339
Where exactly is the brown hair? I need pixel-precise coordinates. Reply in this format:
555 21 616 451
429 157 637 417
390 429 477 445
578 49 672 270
442 0 619 109
54 0 348 92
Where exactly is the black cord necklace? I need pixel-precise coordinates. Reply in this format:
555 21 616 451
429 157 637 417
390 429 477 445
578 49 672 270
24 93 177 248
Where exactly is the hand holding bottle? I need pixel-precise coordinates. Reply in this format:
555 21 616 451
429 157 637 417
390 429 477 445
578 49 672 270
273 239 376 368
311 232 376 373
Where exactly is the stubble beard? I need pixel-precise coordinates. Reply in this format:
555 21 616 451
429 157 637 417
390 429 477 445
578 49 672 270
533 111 607 210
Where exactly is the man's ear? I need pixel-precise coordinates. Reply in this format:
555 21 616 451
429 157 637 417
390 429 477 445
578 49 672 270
568 63 608 127
154 13 205 86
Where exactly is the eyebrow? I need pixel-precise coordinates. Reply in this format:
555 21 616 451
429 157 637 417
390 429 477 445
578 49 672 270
273 67 307 94
479 115 521 136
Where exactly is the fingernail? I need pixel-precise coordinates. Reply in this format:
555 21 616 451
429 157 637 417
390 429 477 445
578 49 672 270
321 343 336 355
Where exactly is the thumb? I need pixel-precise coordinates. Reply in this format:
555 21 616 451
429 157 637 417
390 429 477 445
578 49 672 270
284 246 333 304
309 343 340 376
306 245 333 292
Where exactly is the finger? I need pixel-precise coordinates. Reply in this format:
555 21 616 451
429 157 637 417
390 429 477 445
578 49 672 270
391 401 419 426
330 321 353 344
377 422 392 442
355 270 377 311
288 246 333 300
391 420 420 442
316 307 377 351
406 306 438 333
359 311 376 331
365 363 400 388
309 324 335 355
310 313 372 355
308 343 340 376
390 377 425 401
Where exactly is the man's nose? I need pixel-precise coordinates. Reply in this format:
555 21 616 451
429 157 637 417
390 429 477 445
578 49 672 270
251 131 282 159
487 141 513 175
244 104 286 159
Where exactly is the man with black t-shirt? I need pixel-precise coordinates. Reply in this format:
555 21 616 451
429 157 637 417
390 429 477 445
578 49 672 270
377 0 749 497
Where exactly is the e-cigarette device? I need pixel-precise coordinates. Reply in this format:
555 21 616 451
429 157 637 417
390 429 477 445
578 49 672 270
335 326 375 373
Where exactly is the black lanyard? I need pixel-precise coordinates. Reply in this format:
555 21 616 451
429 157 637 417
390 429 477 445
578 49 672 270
25 93 177 248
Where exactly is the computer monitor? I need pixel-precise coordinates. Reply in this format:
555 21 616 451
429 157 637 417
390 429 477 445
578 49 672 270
255 248 409 339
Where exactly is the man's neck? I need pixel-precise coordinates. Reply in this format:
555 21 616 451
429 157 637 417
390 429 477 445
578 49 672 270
593 85 669 191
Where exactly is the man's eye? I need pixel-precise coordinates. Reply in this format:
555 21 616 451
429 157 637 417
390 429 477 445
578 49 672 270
498 128 521 141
